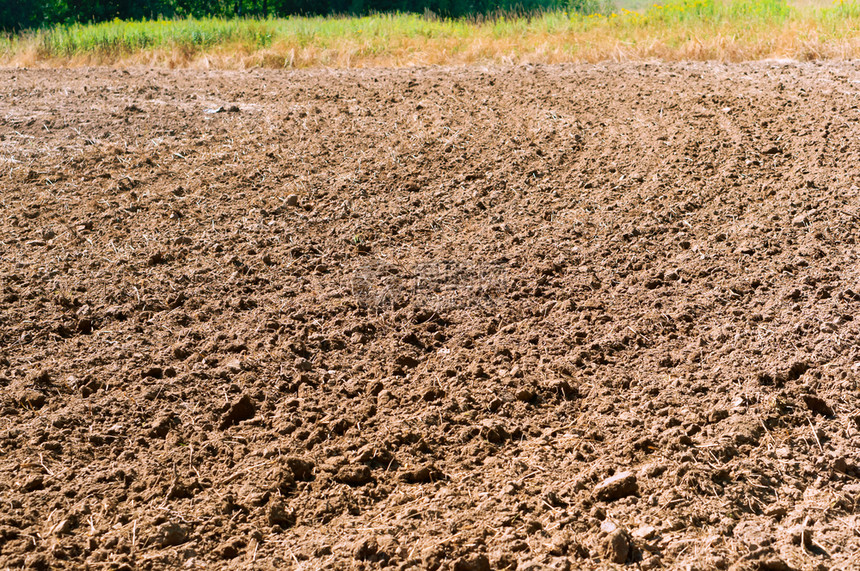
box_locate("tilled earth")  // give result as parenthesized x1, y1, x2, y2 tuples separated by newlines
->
(2, 62, 860, 571)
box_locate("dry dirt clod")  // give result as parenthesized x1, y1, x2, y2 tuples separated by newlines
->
(148, 413, 179, 438)
(21, 475, 45, 492)
(594, 471, 638, 501)
(422, 387, 444, 401)
(603, 529, 630, 564)
(285, 456, 315, 481)
(76, 318, 93, 334)
(272, 466, 296, 491)
(453, 553, 491, 571)
(216, 538, 245, 560)
(354, 443, 393, 465)
(550, 379, 578, 400)
(832, 457, 856, 475)
(285, 194, 299, 207)
(787, 521, 814, 548)
(802, 394, 834, 417)
(219, 393, 256, 429)
(394, 354, 420, 369)
(335, 465, 373, 486)
(154, 522, 188, 548)
(148, 251, 168, 265)
(399, 463, 444, 484)
(267, 499, 296, 528)
(47, 518, 71, 536)
(632, 524, 657, 540)
(549, 532, 571, 556)
(515, 387, 535, 402)
(30, 369, 52, 385)
(141, 366, 163, 379)
(24, 554, 49, 571)
(481, 420, 510, 444)
(792, 212, 809, 227)
(763, 145, 782, 155)
(17, 389, 46, 409)
(353, 537, 379, 561)
(759, 558, 796, 571)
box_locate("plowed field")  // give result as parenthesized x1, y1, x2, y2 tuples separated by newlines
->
(2, 63, 860, 570)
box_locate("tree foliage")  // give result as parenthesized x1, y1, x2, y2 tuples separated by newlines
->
(1, 0, 586, 31)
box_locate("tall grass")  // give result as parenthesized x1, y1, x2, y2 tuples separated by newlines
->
(3, 0, 860, 67)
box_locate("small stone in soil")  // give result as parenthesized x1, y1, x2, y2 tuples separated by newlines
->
(48, 519, 71, 536)
(600, 519, 618, 533)
(223, 358, 242, 373)
(286, 194, 299, 207)
(594, 471, 638, 501)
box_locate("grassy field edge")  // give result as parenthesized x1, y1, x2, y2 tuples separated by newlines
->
(3, 0, 860, 67)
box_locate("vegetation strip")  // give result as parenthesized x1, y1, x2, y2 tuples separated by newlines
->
(2, 0, 860, 67)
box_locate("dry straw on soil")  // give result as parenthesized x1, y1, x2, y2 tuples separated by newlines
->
(2, 0, 860, 68)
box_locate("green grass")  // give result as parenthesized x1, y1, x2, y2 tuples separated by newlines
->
(3, 0, 860, 66)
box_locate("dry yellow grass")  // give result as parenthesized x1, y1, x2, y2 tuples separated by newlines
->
(2, 1, 860, 68)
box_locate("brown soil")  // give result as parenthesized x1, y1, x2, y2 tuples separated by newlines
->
(2, 62, 860, 571)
